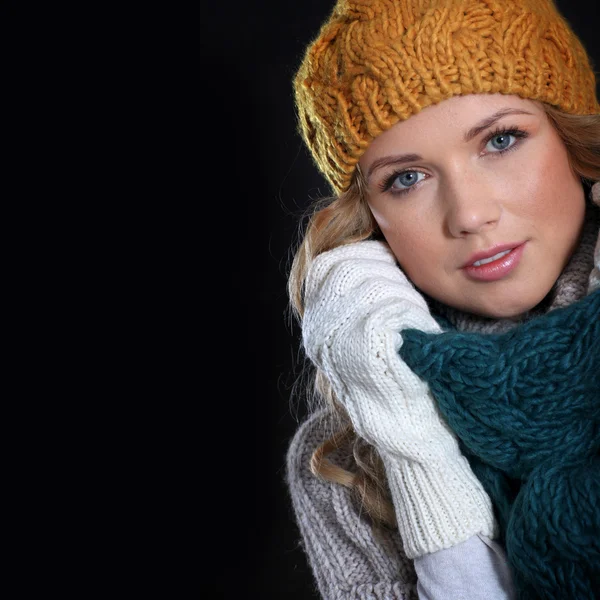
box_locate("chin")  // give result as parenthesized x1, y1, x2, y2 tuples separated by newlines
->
(463, 293, 549, 320)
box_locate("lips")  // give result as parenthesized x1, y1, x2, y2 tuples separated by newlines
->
(462, 242, 525, 268)
(462, 242, 527, 282)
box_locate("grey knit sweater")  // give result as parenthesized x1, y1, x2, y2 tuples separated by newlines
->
(287, 407, 419, 600)
(286, 193, 599, 600)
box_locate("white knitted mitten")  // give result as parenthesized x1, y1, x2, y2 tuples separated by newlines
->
(302, 240, 497, 559)
(589, 182, 600, 294)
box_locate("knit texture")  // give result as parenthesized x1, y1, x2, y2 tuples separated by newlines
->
(301, 240, 497, 559)
(286, 409, 419, 600)
(399, 291, 600, 598)
(286, 199, 598, 598)
(294, 0, 599, 193)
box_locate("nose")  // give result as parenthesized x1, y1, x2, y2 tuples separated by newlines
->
(443, 174, 502, 238)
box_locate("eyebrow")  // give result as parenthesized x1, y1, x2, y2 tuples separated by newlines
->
(463, 108, 534, 142)
(366, 153, 422, 181)
(366, 108, 535, 182)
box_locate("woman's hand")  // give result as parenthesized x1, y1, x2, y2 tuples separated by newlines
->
(302, 239, 498, 558)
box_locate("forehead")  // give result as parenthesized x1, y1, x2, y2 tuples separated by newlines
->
(360, 94, 543, 162)
(419, 93, 541, 124)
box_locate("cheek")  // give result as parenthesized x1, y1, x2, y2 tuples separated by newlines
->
(513, 142, 583, 225)
(372, 208, 442, 280)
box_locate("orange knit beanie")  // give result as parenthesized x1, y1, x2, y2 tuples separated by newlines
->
(294, 0, 599, 194)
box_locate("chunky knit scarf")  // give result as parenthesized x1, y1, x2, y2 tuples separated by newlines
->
(399, 203, 600, 600)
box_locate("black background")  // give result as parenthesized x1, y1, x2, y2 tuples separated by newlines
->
(203, 2, 599, 597)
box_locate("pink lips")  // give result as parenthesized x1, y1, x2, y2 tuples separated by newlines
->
(462, 242, 527, 282)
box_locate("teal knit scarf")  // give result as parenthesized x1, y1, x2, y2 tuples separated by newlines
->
(399, 289, 600, 600)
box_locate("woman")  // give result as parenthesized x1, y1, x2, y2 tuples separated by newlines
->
(285, 1, 600, 599)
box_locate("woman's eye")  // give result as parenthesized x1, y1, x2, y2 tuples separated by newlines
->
(390, 170, 425, 190)
(486, 133, 516, 152)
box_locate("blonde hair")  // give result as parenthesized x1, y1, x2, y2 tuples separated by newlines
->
(288, 103, 600, 529)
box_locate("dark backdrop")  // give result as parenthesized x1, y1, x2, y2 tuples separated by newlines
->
(202, 2, 599, 597)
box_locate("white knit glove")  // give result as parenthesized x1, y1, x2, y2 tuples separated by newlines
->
(589, 182, 600, 294)
(303, 240, 497, 559)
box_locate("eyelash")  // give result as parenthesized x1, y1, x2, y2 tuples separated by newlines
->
(483, 125, 528, 156)
(378, 125, 529, 196)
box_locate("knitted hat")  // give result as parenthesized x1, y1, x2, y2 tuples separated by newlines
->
(294, 0, 600, 194)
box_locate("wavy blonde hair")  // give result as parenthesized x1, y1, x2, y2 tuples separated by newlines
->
(288, 103, 600, 528)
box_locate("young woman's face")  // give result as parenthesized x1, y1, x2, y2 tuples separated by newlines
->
(359, 94, 586, 318)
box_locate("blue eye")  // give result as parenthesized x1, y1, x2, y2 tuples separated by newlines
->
(390, 170, 425, 190)
(483, 127, 529, 154)
(487, 133, 515, 152)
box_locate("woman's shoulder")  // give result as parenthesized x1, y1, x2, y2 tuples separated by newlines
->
(285, 409, 418, 600)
